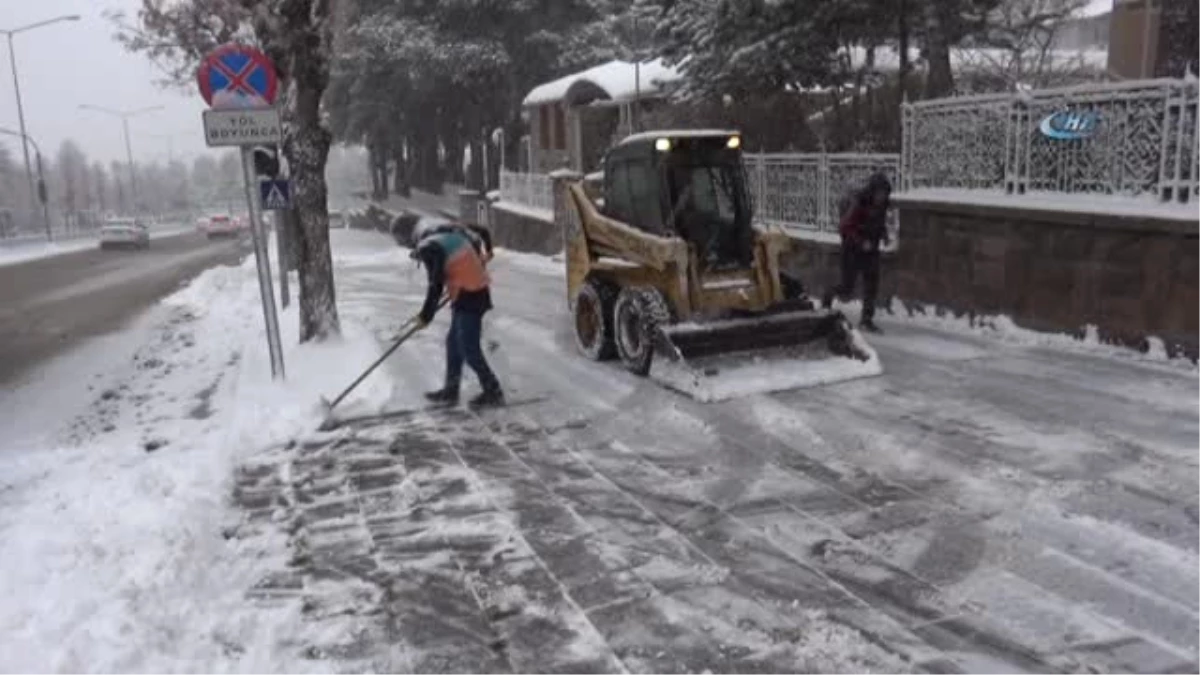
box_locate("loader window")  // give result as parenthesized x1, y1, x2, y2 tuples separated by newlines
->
(604, 161, 635, 223)
(605, 159, 665, 235)
(668, 161, 753, 267)
(626, 160, 665, 234)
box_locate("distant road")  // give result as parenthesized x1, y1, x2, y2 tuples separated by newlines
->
(0, 231, 247, 386)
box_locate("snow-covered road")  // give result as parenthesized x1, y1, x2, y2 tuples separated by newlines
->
(1, 229, 1195, 672)
(257, 231, 1199, 672)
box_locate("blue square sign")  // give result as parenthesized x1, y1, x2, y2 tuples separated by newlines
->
(259, 179, 292, 210)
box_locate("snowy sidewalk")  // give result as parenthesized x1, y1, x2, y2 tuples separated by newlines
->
(229, 232, 1198, 672)
(1, 228, 1195, 672)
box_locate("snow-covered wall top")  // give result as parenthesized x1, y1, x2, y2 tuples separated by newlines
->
(522, 59, 683, 108)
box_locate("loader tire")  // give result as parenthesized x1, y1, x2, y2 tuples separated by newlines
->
(574, 279, 617, 361)
(613, 286, 670, 377)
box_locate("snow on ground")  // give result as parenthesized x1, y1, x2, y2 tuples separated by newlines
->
(0, 226, 197, 268)
(0, 238, 401, 672)
(1, 228, 1196, 673)
(878, 298, 1197, 371)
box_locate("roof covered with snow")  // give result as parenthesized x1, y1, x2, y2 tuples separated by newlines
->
(618, 129, 741, 146)
(522, 59, 683, 108)
(1081, 0, 1112, 17)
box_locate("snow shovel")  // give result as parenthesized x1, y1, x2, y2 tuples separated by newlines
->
(316, 298, 448, 431)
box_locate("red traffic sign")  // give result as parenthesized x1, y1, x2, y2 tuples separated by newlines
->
(197, 43, 279, 109)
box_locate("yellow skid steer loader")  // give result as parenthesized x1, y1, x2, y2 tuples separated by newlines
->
(560, 130, 881, 401)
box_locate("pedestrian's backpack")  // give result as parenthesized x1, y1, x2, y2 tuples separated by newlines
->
(837, 188, 858, 223)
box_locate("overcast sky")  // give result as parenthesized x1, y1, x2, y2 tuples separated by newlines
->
(1, 0, 214, 167)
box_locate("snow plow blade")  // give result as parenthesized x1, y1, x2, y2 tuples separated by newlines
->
(649, 310, 882, 402)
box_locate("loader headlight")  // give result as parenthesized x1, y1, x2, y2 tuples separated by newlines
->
(726, 135, 741, 149)
(655, 138, 672, 152)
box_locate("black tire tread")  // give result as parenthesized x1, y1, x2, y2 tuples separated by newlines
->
(613, 286, 671, 376)
(574, 277, 618, 361)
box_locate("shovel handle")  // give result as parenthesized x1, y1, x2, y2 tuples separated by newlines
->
(326, 297, 449, 411)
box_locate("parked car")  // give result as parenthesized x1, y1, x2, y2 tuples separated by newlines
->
(99, 217, 150, 250)
(204, 214, 242, 239)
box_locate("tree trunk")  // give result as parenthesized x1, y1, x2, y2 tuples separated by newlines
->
(418, 133, 441, 194)
(392, 144, 410, 197)
(898, 0, 911, 103)
(897, 0, 911, 147)
(368, 143, 382, 199)
(278, 0, 339, 343)
(439, 112, 465, 186)
(923, 0, 955, 98)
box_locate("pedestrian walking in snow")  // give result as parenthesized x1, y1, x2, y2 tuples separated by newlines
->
(411, 220, 505, 407)
(823, 172, 893, 334)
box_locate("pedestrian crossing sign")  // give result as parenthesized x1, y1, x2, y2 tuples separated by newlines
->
(259, 179, 292, 210)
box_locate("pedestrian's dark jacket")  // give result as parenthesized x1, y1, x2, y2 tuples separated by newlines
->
(414, 224, 494, 323)
(839, 173, 893, 248)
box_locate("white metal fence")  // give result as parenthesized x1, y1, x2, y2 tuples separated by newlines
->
(499, 170, 554, 215)
(902, 78, 1200, 203)
(745, 153, 900, 234)
(498, 154, 899, 236)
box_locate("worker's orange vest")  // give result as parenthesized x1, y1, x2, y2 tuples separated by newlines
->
(432, 231, 489, 299)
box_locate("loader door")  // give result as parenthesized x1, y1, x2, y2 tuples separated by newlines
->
(665, 154, 754, 269)
(603, 157, 669, 236)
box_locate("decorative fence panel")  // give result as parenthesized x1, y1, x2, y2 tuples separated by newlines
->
(745, 153, 901, 235)
(498, 169, 554, 215)
(902, 78, 1200, 204)
(500, 153, 901, 238)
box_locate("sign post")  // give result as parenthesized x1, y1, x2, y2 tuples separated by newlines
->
(197, 43, 286, 380)
(275, 207, 290, 309)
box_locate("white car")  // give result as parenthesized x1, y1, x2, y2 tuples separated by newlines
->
(204, 214, 244, 238)
(99, 217, 150, 250)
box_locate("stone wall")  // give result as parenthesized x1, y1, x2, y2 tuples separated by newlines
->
(892, 197, 1199, 359)
(779, 239, 899, 305)
(485, 204, 561, 255)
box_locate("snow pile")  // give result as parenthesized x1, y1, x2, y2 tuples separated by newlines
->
(883, 298, 1197, 371)
(0, 237, 405, 672)
(650, 335, 883, 403)
(893, 187, 1199, 221)
(496, 247, 565, 276)
(0, 237, 98, 267)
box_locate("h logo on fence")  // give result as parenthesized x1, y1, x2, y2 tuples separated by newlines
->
(1039, 110, 1100, 140)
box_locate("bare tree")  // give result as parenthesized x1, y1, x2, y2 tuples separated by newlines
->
(55, 140, 88, 214)
(110, 0, 341, 342)
(959, 0, 1099, 90)
(91, 162, 110, 213)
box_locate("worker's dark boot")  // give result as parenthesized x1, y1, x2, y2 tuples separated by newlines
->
(860, 318, 883, 334)
(469, 387, 505, 408)
(424, 386, 459, 404)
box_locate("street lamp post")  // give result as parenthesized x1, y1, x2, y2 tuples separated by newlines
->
(151, 131, 190, 164)
(0, 127, 52, 241)
(2, 15, 80, 225)
(79, 104, 164, 215)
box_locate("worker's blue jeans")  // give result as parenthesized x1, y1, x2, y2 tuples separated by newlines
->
(445, 309, 500, 393)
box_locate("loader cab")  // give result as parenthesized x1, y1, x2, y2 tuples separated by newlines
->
(601, 130, 755, 269)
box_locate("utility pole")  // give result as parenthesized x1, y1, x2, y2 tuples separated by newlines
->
(79, 104, 164, 215)
(2, 15, 79, 224)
